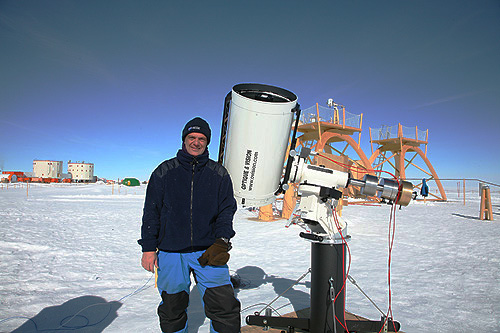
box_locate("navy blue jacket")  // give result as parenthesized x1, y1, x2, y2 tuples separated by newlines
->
(138, 148, 237, 253)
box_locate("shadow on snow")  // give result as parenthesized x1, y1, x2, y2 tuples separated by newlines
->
(13, 295, 121, 332)
(232, 265, 310, 317)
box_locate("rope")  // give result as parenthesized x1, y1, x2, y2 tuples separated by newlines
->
(347, 275, 385, 316)
(256, 268, 312, 316)
(0, 273, 154, 332)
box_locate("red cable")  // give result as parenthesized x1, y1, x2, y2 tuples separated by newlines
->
(379, 188, 401, 333)
(316, 152, 399, 183)
(315, 152, 403, 332)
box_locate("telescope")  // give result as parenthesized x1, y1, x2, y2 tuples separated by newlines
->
(218, 83, 414, 333)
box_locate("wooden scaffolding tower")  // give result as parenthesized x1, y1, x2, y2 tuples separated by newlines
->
(296, 102, 373, 213)
(296, 103, 371, 172)
(368, 123, 447, 201)
(259, 101, 372, 220)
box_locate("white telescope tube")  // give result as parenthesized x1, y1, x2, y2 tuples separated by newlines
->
(223, 83, 297, 207)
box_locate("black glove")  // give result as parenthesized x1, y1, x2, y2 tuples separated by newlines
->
(198, 239, 231, 267)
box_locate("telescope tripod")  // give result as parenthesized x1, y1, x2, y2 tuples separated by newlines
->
(246, 240, 401, 333)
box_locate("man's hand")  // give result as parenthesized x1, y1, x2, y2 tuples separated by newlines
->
(198, 239, 231, 267)
(141, 251, 158, 272)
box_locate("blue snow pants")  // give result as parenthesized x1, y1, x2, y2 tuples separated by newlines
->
(156, 251, 241, 333)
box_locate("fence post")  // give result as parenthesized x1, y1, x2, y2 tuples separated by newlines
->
(369, 127, 374, 155)
(463, 179, 466, 205)
(342, 106, 345, 129)
(480, 186, 493, 221)
(316, 103, 321, 145)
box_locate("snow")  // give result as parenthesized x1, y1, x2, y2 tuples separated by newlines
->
(0, 183, 499, 332)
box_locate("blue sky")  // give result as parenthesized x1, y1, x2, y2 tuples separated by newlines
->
(1, 1, 499, 184)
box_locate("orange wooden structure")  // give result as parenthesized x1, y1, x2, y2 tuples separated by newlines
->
(296, 103, 371, 172)
(296, 102, 373, 213)
(256, 104, 449, 220)
(281, 183, 298, 219)
(258, 203, 275, 221)
(480, 185, 493, 220)
(259, 193, 296, 220)
(368, 123, 447, 201)
(257, 102, 373, 220)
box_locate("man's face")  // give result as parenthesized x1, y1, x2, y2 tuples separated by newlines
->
(184, 132, 208, 156)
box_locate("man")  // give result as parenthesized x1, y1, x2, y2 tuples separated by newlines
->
(138, 117, 241, 333)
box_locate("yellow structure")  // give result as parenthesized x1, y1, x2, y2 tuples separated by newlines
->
(480, 185, 493, 221)
(281, 183, 298, 219)
(259, 102, 371, 220)
(257, 104, 449, 220)
(296, 103, 371, 171)
(258, 101, 372, 220)
(296, 102, 373, 212)
(258, 204, 275, 221)
(368, 123, 446, 201)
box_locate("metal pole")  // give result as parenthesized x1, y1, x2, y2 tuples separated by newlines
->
(463, 179, 466, 206)
(310, 242, 346, 333)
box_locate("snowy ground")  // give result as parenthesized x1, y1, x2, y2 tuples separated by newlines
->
(0, 183, 499, 332)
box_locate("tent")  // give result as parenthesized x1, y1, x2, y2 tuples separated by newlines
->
(122, 177, 140, 186)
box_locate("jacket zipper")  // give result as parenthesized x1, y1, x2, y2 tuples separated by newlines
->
(190, 159, 196, 250)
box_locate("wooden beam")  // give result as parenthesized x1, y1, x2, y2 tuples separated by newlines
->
(373, 152, 397, 170)
(342, 106, 346, 129)
(427, 190, 441, 200)
(369, 127, 374, 156)
(407, 161, 433, 177)
(425, 130, 429, 157)
(358, 113, 363, 148)
(341, 142, 349, 155)
(404, 153, 418, 169)
(316, 103, 321, 149)
(387, 156, 398, 174)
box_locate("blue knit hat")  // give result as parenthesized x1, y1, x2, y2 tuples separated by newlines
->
(182, 117, 211, 144)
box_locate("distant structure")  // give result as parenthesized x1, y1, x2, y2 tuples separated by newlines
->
(68, 161, 95, 183)
(297, 102, 370, 169)
(122, 177, 140, 186)
(297, 101, 372, 174)
(296, 102, 375, 211)
(258, 101, 449, 221)
(368, 123, 447, 201)
(32, 160, 63, 182)
(0, 173, 17, 183)
(3, 160, 99, 183)
(259, 100, 371, 220)
(1, 171, 22, 183)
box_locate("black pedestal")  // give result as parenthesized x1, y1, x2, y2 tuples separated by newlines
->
(310, 242, 346, 333)
(245, 240, 401, 332)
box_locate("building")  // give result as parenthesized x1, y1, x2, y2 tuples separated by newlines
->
(0, 173, 17, 183)
(1, 171, 23, 183)
(33, 160, 63, 179)
(68, 161, 95, 183)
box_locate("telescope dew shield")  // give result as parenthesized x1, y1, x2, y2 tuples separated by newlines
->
(223, 83, 297, 207)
